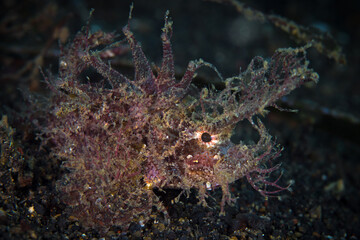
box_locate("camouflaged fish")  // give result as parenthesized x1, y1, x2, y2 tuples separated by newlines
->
(39, 10, 318, 231)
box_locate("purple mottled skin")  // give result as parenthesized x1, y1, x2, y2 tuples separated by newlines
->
(38, 9, 318, 232)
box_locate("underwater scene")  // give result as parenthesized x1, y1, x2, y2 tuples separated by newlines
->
(0, 0, 359, 239)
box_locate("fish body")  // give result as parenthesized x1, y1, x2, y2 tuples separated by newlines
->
(41, 12, 318, 231)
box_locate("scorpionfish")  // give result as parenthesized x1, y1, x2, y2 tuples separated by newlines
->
(38, 10, 318, 231)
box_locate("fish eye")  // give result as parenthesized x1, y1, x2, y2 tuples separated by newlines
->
(201, 132, 212, 143)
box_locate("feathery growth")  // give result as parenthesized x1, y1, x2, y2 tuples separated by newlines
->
(38, 10, 318, 231)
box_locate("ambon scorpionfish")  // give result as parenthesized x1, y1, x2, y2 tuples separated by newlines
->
(39, 9, 318, 231)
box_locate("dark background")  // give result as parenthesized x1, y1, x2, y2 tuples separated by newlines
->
(0, 0, 359, 239)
